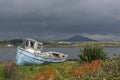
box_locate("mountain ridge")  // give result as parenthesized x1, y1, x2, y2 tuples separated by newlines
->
(63, 35, 96, 42)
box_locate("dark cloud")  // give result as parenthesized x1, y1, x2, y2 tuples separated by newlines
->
(0, 0, 120, 40)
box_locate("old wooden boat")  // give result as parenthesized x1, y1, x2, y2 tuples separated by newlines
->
(16, 38, 68, 65)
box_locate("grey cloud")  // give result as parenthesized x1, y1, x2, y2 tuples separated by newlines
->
(0, 0, 120, 40)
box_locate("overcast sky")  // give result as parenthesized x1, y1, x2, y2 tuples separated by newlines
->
(1, 0, 120, 41)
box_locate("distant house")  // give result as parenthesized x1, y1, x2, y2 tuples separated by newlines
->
(58, 41, 73, 44)
(7, 44, 14, 47)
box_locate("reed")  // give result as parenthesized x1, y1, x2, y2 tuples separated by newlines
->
(67, 59, 104, 79)
(3, 62, 16, 80)
(79, 43, 107, 62)
(22, 66, 57, 80)
(0, 58, 120, 80)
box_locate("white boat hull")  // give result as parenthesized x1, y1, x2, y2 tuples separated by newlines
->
(16, 48, 68, 65)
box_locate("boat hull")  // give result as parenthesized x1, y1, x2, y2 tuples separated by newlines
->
(16, 48, 44, 65)
(16, 48, 67, 65)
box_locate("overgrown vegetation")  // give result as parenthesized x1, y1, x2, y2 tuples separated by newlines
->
(79, 43, 107, 62)
(0, 55, 120, 80)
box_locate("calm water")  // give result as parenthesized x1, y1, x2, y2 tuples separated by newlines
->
(0, 47, 120, 61)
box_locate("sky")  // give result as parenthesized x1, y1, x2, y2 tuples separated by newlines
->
(1, 0, 120, 41)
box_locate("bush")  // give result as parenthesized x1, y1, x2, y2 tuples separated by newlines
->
(79, 43, 107, 62)
(3, 62, 16, 80)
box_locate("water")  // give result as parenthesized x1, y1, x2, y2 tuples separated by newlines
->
(0, 47, 120, 61)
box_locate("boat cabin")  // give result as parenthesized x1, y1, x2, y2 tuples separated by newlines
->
(23, 38, 43, 53)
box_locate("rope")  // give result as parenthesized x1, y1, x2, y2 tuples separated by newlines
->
(12, 56, 16, 61)
(0, 49, 16, 61)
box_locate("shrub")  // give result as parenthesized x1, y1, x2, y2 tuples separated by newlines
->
(67, 59, 104, 79)
(79, 43, 107, 62)
(101, 55, 120, 79)
(3, 62, 16, 80)
(22, 66, 57, 80)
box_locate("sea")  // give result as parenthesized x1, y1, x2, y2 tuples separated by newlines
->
(0, 47, 120, 61)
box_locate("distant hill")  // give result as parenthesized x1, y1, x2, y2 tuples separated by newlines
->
(63, 35, 96, 42)
(0, 39, 23, 46)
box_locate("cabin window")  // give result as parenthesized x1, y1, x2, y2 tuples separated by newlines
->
(30, 41, 34, 48)
(25, 41, 29, 47)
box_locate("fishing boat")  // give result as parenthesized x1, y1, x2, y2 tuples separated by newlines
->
(16, 38, 68, 65)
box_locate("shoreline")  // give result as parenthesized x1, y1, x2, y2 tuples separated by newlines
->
(0, 46, 120, 48)
(1, 45, 120, 48)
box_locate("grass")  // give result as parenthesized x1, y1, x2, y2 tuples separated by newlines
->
(0, 57, 120, 80)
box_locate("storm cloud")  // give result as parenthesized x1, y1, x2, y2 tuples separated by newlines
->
(0, 0, 120, 40)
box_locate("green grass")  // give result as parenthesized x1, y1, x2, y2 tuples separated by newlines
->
(0, 57, 120, 80)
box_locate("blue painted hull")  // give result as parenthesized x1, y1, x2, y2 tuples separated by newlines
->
(16, 48, 67, 65)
